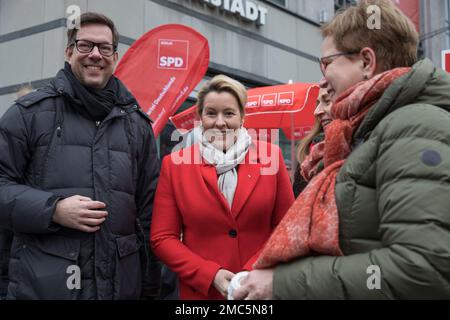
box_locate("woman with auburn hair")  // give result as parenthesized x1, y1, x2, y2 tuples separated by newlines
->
(150, 74, 294, 300)
(234, 0, 450, 300)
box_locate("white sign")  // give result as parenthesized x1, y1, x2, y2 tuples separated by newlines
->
(198, 0, 268, 26)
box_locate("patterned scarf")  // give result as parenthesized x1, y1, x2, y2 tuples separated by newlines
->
(300, 140, 325, 182)
(254, 67, 410, 269)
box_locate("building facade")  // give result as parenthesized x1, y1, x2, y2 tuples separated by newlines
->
(420, 0, 450, 65)
(0, 0, 337, 163)
(1, 0, 448, 161)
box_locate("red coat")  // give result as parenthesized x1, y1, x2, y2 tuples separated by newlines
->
(150, 141, 294, 299)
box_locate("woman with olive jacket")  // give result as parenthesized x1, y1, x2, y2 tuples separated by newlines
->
(150, 75, 294, 300)
(234, 0, 450, 300)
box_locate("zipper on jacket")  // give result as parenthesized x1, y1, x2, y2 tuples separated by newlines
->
(95, 121, 101, 127)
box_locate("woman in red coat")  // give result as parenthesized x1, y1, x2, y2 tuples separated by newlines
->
(150, 75, 295, 300)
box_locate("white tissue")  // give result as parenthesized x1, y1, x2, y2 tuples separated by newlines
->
(227, 271, 249, 300)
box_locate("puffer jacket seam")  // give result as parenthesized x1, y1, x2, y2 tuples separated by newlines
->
(388, 243, 450, 290)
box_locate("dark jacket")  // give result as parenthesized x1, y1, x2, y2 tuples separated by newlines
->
(0, 228, 13, 298)
(274, 59, 450, 299)
(0, 69, 160, 299)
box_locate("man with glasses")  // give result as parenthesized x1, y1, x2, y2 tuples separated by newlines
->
(0, 12, 160, 299)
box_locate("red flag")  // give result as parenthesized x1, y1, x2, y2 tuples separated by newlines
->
(170, 83, 319, 136)
(393, 0, 420, 32)
(114, 24, 209, 136)
(170, 105, 200, 131)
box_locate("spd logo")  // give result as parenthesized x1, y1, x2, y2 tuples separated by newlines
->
(261, 93, 277, 107)
(157, 39, 189, 70)
(246, 95, 261, 108)
(278, 92, 294, 106)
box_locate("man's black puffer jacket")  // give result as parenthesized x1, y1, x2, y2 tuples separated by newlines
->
(0, 70, 160, 299)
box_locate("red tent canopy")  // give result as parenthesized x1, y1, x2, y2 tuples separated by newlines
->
(170, 83, 319, 140)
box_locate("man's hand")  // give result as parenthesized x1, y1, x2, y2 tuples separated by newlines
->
(53, 195, 108, 232)
(213, 269, 235, 298)
(232, 269, 274, 300)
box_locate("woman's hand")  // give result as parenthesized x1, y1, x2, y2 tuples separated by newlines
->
(213, 269, 235, 298)
(233, 269, 274, 300)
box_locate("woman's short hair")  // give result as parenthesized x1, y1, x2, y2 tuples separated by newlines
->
(321, 0, 419, 71)
(197, 74, 247, 117)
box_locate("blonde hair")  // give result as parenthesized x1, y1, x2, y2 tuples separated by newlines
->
(197, 74, 247, 117)
(321, 0, 419, 71)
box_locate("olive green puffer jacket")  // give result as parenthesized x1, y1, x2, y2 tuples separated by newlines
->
(274, 59, 450, 299)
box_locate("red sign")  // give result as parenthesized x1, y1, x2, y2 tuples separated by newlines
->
(246, 95, 260, 108)
(170, 83, 319, 141)
(261, 93, 277, 107)
(169, 105, 200, 132)
(443, 50, 450, 73)
(278, 92, 294, 106)
(243, 83, 319, 130)
(157, 39, 189, 70)
(114, 24, 209, 137)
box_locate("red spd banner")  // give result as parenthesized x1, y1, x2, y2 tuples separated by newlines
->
(170, 105, 200, 133)
(244, 83, 318, 129)
(170, 83, 319, 140)
(114, 24, 209, 136)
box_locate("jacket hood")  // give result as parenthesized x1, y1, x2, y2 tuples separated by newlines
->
(355, 58, 450, 140)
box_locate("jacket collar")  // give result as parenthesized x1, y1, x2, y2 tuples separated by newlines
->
(355, 59, 450, 141)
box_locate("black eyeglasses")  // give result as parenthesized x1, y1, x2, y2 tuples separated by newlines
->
(318, 51, 360, 75)
(72, 39, 116, 57)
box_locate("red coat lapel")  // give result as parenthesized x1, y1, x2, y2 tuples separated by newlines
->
(197, 143, 262, 218)
(196, 144, 231, 213)
(231, 144, 262, 218)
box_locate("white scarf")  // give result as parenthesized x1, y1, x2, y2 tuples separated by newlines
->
(199, 127, 252, 208)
